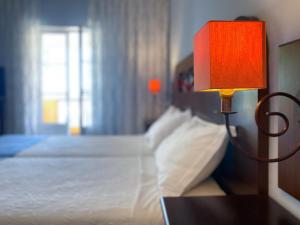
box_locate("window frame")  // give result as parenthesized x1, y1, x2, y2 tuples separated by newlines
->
(38, 26, 84, 135)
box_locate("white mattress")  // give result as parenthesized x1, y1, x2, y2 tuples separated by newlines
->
(0, 156, 225, 225)
(17, 135, 152, 157)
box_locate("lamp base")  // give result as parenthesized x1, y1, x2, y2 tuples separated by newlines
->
(221, 95, 233, 113)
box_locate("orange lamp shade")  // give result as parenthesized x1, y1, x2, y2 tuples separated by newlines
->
(194, 21, 267, 95)
(148, 79, 161, 94)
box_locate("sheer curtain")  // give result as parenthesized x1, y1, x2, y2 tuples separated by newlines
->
(0, 0, 40, 134)
(88, 0, 170, 134)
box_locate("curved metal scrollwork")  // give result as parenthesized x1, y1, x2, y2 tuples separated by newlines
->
(224, 92, 300, 163)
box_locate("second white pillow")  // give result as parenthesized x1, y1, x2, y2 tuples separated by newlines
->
(155, 121, 228, 196)
(146, 107, 191, 149)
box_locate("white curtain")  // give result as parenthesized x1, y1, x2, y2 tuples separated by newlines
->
(0, 0, 40, 134)
(88, 0, 170, 134)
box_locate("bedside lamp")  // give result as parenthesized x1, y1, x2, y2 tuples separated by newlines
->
(148, 79, 161, 95)
(194, 21, 267, 113)
(148, 79, 161, 122)
(194, 20, 300, 163)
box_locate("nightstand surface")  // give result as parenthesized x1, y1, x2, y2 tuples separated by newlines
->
(160, 195, 300, 225)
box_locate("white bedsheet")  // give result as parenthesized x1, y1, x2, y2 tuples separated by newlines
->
(0, 156, 161, 225)
(0, 156, 225, 225)
(17, 135, 152, 157)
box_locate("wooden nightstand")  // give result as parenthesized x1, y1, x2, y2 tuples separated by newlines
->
(160, 195, 300, 225)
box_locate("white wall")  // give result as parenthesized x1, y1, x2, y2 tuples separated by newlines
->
(170, 0, 300, 219)
(170, 0, 243, 74)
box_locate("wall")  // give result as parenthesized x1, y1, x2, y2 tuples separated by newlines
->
(170, 0, 243, 74)
(170, 0, 300, 219)
(39, 0, 88, 26)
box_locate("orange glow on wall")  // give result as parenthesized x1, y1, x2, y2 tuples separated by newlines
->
(194, 21, 267, 93)
(148, 79, 161, 94)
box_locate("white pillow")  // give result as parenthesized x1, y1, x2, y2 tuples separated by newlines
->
(159, 105, 178, 118)
(192, 116, 237, 137)
(146, 107, 191, 149)
(188, 116, 215, 128)
(155, 122, 228, 196)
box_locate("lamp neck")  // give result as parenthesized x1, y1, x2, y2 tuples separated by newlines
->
(220, 95, 233, 113)
(219, 89, 235, 113)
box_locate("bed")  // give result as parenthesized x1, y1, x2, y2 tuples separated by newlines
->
(0, 54, 269, 225)
(0, 156, 224, 225)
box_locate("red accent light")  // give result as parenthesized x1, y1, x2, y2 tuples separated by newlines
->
(194, 21, 267, 92)
(148, 79, 161, 94)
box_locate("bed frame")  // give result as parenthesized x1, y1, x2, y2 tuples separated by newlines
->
(172, 54, 269, 195)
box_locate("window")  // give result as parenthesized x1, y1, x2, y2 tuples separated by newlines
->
(41, 26, 92, 135)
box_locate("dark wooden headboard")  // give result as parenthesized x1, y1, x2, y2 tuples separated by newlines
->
(172, 54, 269, 195)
